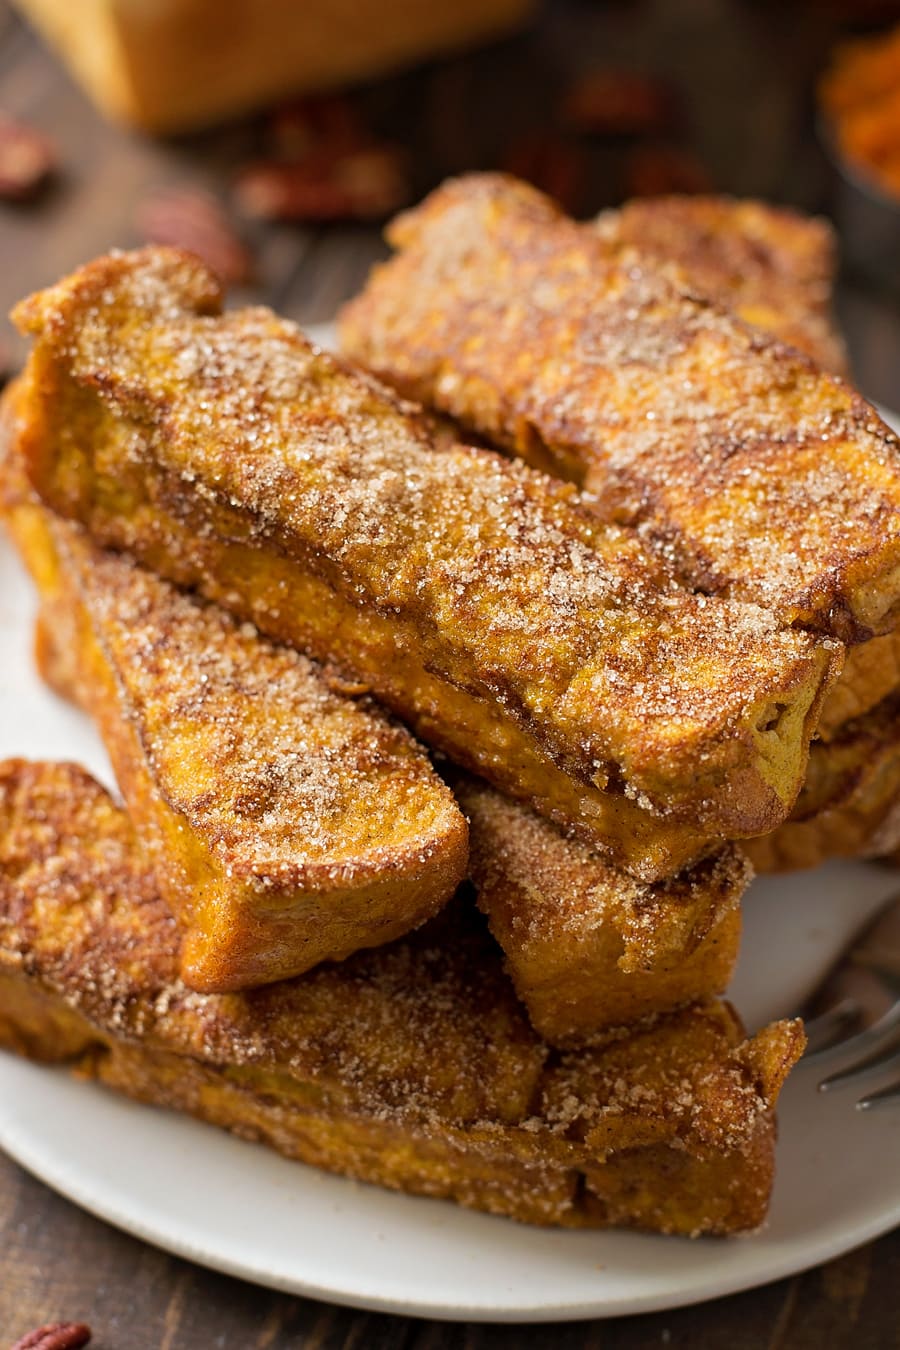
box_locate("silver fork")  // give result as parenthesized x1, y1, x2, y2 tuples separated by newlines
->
(800, 888, 900, 1109)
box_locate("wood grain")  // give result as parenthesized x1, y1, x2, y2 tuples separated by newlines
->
(0, 0, 897, 1344)
(2, 1151, 898, 1348)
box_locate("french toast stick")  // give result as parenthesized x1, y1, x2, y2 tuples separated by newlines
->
(0, 400, 468, 993)
(747, 691, 900, 872)
(460, 777, 747, 1046)
(9, 413, 751, 1035)
(12, 250, 839, 881)
(816, 629, 900, 739)
(592, 195, 849, 375)
(0, 758, 804, 1235)
(339, 173, 900, 644)
(24, 525, 751, 1042)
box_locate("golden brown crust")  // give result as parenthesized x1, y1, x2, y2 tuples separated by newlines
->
(23, 505, 749, 1038)
(817, 628, 900, 739)
(7, 362, 749, 1036)
(0, 400, 468, 992)
(12, 249, 840, 878)
(747, 691, 900, 871)
(381, 193, 880, 754)
(0, 758, 804, 1234)
(461, 777, 747, 1046)
(0, 384, 88, 706)
(340, 173, 900, 643)
(592, 195, 849, 375)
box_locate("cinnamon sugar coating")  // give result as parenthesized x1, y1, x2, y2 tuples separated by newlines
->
(3, 380, 749, 1032)
(461, 777, 747, 1046)
(0, 758, 804, 1234)
(0, 401, 467, 991)
(592, 195, 848, 375)
(12, 248, 838, 880)
(816, 628, 900, 739)
(747, 690, 900, 872)
(340, 173, 900, 643)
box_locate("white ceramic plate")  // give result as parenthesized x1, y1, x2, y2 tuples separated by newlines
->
(0, 389, 898, 1323)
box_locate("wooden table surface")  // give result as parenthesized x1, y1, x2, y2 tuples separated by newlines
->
(0, 1, 898, 1345)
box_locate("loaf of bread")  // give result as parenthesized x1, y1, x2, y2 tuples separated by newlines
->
(13, 0, 533, 132)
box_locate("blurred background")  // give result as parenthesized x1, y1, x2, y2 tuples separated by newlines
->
(0, 0, 897, 403)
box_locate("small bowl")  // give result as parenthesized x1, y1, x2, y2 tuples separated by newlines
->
(821, 124, 900, 296)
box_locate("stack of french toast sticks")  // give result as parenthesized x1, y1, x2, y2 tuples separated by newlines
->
(1, 173, 899, 1238)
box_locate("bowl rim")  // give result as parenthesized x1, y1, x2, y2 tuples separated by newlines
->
(817, 114, 900, 215)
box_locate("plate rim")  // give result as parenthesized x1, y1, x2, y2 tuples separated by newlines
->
(1, 1056, 899, 1323)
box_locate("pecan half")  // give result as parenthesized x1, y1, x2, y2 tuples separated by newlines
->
(624, 144, 712, 197)
(0, 114, 56, 201)
(234, 145, 410, 222)
(502, 132, 585, 214)
(560, 71, 681, 137)
(134, 187, 254, 285)
(267, 94, 366, 161)
(11, 1324, 92, 1350)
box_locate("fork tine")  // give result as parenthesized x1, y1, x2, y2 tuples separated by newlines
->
(818, 1019, 900, 1091)
(802, 997, 862, 1057)
(809, 997, 900, 1066)
(857, 1077, 900, 1110)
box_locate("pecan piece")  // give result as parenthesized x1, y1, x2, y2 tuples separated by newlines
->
(134, 187, 254, 285)
(0, 114, 56, 201)
(11, 1324, 92, 1350)
(502, 132, 585, 214)
(267, 94, 366, 160)
(234, 145, 410, 222)
(624, 144, 712, 197)
(560, 70, 681, 137)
